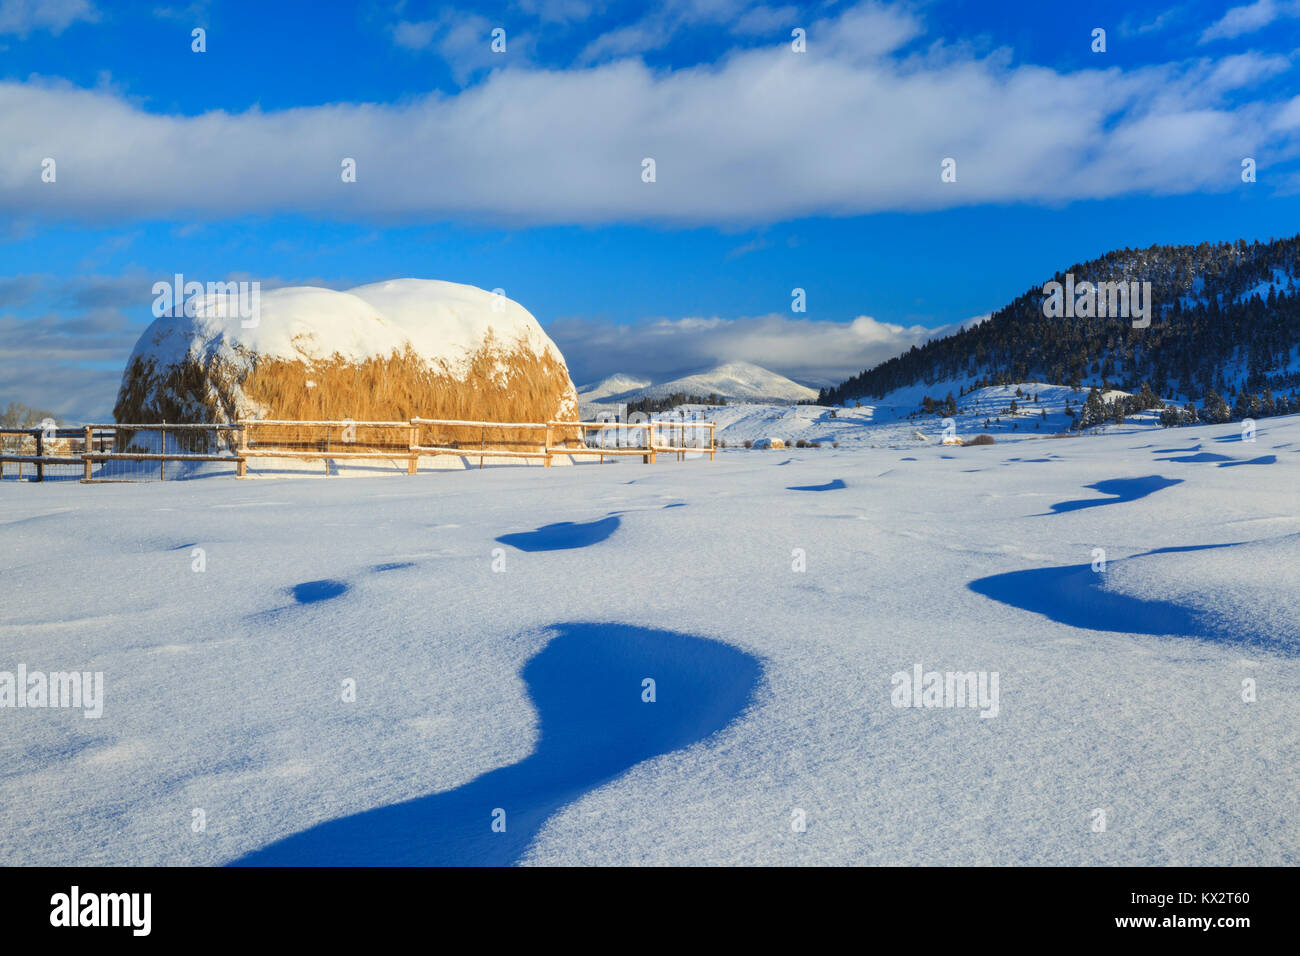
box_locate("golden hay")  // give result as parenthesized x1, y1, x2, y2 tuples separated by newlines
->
(114, 338, 581, 450)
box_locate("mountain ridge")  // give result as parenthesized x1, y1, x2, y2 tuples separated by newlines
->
(580, 360, 818, 405)
(823, 234, 1300, 406)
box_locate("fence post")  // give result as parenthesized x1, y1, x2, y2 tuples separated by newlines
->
(237, 424, 248, 478)
(544, 424, 552, 468)
(160, 422, 166, 481)
(83, 425, 93, 481)
(35, 428, 44, 482)
(710, 423, 716, 461)
(408, 423, 418, 475)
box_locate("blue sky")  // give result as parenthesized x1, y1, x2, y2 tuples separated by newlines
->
(3, 0, 1300, 419)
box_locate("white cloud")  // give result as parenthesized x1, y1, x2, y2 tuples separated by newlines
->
(0, 2, 1296, 226)
(392, 18, 440, 50)
(0, 297, 972, 420)
(1119, 8, 1180, 37)
(1203, 51, 1292, 91)
(578, 21, 668, 61)
(516, 0, 599, 24)
(1200, 0, 1300, 43)
(578, 0, 779, 62)
(0, 0, 97, 35)
(0, 306, 140, 422)
(730, 4, 799, 36)
(393, 12, 531, 84)
(548, 312, 976, 386)
(0, 272, 360, 421)
(153, 2, 210, 23)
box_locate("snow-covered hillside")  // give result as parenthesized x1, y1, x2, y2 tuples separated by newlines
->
(821, 234, 1300, 408)
(2, 413, 1296, 865)
(580, 360, 818, 410)
(688, 383, 1151, 449)
(577, 374, 652, 403)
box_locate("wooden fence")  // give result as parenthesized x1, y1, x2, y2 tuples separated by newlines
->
(85, 423, 245, 481)
(1, 426, 115, 481)
(561, 420, 717, 463)
(1, 417, 715, 482)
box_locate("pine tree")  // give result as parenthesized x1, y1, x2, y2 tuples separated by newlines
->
(1080, 387, 1106, 430)
(1230, 392, 1249, 420)
(1202, 390, 1230, 424)
(1137, 381, 1161, 411)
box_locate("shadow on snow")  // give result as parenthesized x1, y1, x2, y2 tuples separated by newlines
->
(787, 479, 846, 492)
(291, 580, 349, 604)
(1042, 475, 1182, 514)
(230, 622, 762, 866)
(496, 516, 620, 552)
(966, 543, 1289, 652)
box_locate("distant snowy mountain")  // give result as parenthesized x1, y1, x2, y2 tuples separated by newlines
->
(577, 374, 653, 403)
(581, 361, 818, 406)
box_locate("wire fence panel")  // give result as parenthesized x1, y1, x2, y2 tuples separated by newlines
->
(83, 424, 245, 482)
(0, 428, 106, 482)
(1, 416, 715, 484)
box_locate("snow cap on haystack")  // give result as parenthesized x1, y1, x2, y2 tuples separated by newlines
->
(113, 279, 578, 425)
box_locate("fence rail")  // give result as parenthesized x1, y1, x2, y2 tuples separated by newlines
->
(1, 427, 116, 481)
(557, 420, 716, 463)
(1, 416, 715, 482)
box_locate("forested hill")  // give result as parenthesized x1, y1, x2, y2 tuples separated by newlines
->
(821, 235, 1300, 405)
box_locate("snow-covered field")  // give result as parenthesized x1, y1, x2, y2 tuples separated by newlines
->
(2, 412, 1297, 865)
(689, 383, 1147, 449)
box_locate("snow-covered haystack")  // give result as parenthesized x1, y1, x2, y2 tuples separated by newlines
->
(113, 280, 579, 433)
(753, 437, 785, 450)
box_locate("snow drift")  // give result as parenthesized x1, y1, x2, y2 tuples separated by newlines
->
(113, 279, 579, 428)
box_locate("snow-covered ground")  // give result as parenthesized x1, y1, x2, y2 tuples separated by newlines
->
(689, 383, 1149, 449)
(2, 412, 1296, 865)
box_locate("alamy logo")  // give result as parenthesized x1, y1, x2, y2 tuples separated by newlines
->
(50, 886, 150, 936)
(591, 408, 712, 452)
(891, 663, 999, 718)
(1042, 273, 1152, 328)
(152, 274, 261, 328)
(0, 665, 103, 718)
